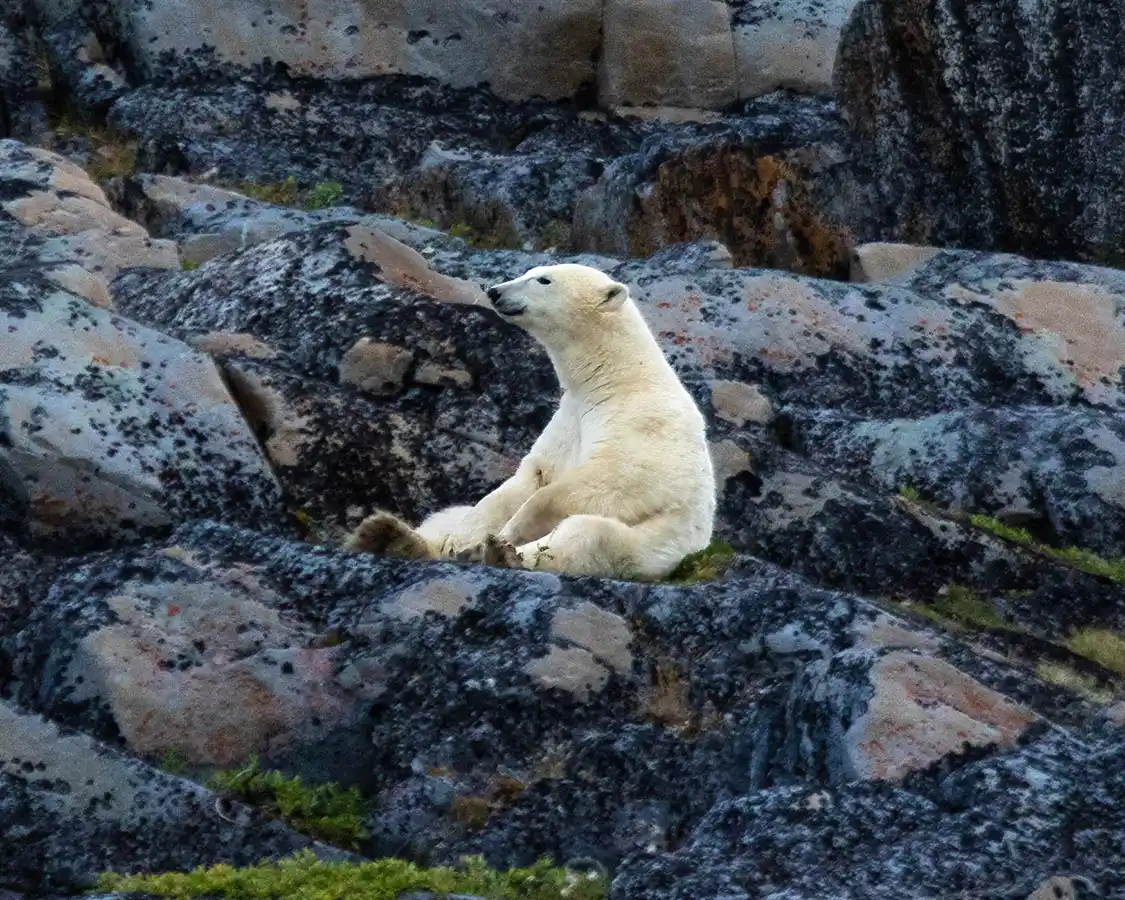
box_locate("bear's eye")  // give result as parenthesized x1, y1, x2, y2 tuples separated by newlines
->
(537, 276, 551, 285)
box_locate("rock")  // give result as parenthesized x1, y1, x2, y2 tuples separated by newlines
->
(0, 266, 281, 551)
(110, 173, 366, 265)
(598, 0, 736, 110)
(572, 96, 866, 277)
(836, 0, 1125, 267)
(731, 0, 860, 99)
(792, 404, 1125, 558)
(0, 18, 47, 140)
(850, 241, 941, 282)
(611, 721, 1125, 898)
(109, 229, 1125, 639)
(2, 519, 1066, 877)
(81, 0, 603, 104)
(0, 141, 179, 306)
(0, 699, 346, 893)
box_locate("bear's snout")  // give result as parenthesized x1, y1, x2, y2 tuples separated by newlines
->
(486, 284, 525, 317)
(487, 286, 502, 302)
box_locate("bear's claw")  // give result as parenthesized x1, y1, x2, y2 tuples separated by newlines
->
(455, 534, 522, 569)
(344, 511, 433, 560)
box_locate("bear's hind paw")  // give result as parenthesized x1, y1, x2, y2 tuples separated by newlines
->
(344, 511, 433, 560)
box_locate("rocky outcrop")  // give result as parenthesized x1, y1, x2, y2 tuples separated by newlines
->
(3, 519, 1087, 885)
(836, 0, 1125, 267)
(28, 0, 861, 111)
(0, 142, 279, 550)
(0, 699, 348, 892)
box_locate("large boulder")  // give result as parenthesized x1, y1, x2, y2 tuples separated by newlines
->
(836, 0, 1125, 266)
(732, 0, 860, 99)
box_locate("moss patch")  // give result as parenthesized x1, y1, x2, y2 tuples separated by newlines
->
(49, 109, 137, 184)
(970, 514, 1125, 582)
(208, 759, 368, 850)
(1065, 629, 1125, 678)
(667, 540, 737, 585)
(1036, 661, 1116, 704)
(232, 177, 347, 211)
(891, 584, 1021, 636)
(97, 850, 608, 900)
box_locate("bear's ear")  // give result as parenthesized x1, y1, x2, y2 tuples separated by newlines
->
(601, 282, 629, 309)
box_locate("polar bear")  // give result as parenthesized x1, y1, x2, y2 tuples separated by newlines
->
(345, 262, 716, 580)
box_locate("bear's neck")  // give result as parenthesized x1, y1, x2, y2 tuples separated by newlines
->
(543, 307, 674, 404)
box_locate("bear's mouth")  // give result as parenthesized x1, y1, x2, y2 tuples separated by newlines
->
(491, 298, 526, 317)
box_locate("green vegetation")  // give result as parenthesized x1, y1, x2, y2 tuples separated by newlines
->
(1065, 629, 1125, 677)
(667, 540, 737, 585)
(49, 108, 137, 183)
(897, 485, 922, 504)
(908, 583, 1019, 633)
(305, 181, 344, 209)
(158, 748, 190, 776)
(181, 259, 201, 271)
(208, 758, 368, 850)
(233, 177, 347, 211)
(96, 851, 608, 900)
(969, 514, 1125, 582)
(1036, 661, 1116, 704)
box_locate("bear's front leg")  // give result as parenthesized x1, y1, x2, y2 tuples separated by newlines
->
(496, 482, 572, 549)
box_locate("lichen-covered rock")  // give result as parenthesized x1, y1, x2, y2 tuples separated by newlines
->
(109, 229, 1125, 632)
(3, 519, 1068, 879)
(0, 140, 178, 306)
(598, 0, 736, 110)
(0, 267, 282, 550)
(611, 720, 1125, 898)
(731, 0, 860, 99)
(572, 97, 866, 277)
(0, 18, 47, 140)
(0, 699, 346, 893)
(836, 0, 1125, 267)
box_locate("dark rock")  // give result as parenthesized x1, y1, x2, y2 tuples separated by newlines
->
(0, 13, 47, 141)
(836, 0, 1125, 267)
(611, 721, 1125, 899)
(4, 519, 1062, 880)
(0, 698, 349, 894)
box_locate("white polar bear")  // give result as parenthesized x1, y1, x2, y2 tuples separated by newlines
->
(346, 262, 716, 580)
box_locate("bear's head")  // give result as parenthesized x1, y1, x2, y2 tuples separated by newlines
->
(484, 264, 631, 344)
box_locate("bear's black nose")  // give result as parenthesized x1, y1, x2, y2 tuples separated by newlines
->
(487, 287, 501, 303)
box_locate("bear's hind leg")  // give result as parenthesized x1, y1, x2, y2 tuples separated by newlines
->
(344, 511, 433, 560)
(517, 514, 676, 581)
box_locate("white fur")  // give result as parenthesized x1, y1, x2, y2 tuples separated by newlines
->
(416, 262, 715, 580)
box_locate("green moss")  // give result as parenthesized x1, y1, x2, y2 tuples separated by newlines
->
(1036, 661, 1116, 704)
(667, 540, 737, 585)
(208, 758, 368, 850)
(1065, 629, 1125, 677)
(96, 850, 608, 900)
(970, 514, 1125, 582)
(237, 176, 302, 206)
(897, 485, 921, 504)
(902, 583, 1021, 635)
(968, 513, 1035, 545)
(158, 749, 190, 776)
(305, 181, 345, 210)
(181, 259, 201, 271)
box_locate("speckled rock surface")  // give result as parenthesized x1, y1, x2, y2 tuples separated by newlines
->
(731, 0, 860, 99)
(107, 230, 1125, 651)
(0, 16, 46, 140)
(0, 259, 282, 551)
(836, 0, 1125, 267)
(0, 699, 346, 892)
(3, 519, 1090, 890)
(0, 140, 178, 306)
